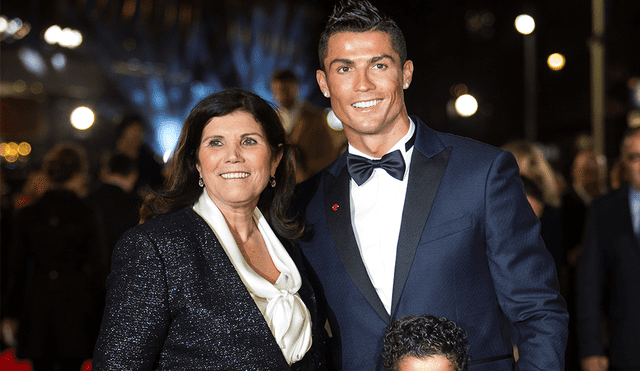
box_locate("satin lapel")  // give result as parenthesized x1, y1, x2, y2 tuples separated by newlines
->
(390, 146, 452, 319)
(323, 166, 391, 324)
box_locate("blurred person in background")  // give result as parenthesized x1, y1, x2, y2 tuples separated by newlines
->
(11, 169, 49, 211)
(92, 88, 334, 370)
(577, 127, 640, 371)
(521, 176, 563, 273)
(114, 114, 165, 197)
(501, 140, 563, 208)
(271, 69, 346, 182)
(2, 142, 105, 371)
(609, 156, 630, 191)
(85, 152, 140, 265)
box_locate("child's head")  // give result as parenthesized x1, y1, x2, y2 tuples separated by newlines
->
(382, 315, 470, 371)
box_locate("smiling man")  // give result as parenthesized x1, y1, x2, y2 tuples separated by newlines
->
(294, 1, 568, 370)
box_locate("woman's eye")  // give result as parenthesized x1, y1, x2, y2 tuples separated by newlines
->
(209, 139, 222, 147)
(242, 137, 257, 145)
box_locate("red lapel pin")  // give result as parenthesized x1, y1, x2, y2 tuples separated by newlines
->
(332, 203, 339, 211)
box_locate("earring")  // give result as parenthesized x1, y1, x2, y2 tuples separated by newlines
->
(323, 92, 329, 97)
(269, 176, 276, 188)
(405, 83, 409, 88)
(198, 177, 204, 188)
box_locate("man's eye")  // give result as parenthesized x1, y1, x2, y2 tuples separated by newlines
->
(337, 66, 350, 73)
(627, 153, 640, 162)
(373, 63, 387, 69)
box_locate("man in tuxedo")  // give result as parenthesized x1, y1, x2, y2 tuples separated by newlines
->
(577, 127, 640, 371)
(294, 1, 568, 370)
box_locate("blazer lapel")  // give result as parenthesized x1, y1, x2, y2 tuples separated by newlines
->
(187, 210, 291, 366)
(390, 118, 452, 318)
(323, 165, 391, 324)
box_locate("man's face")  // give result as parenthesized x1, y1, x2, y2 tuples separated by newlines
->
(271, 79, 298, 110)
(316, 31, 413, 153)
(624, 133, 640, 191)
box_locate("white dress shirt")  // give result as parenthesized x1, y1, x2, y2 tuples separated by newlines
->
(349, 118, 415, 314)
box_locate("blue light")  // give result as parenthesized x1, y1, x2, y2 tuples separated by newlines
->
(131, 89, 146, 105)
(153, 116, 182, 158)
(148, 77, 167, 110)
(169, 86, 182, 102)
(18, 47, 47, 76)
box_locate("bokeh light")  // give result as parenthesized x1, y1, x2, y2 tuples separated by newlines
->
(547, 53, 566, 71)
(70, 106, 95, 130)
(515, 14, 535, 35)
(455, 94, 479, 117)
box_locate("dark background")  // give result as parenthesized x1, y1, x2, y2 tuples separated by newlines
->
(1, 0, 639, 181)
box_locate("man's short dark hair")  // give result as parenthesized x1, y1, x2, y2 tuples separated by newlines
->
(382, 314, 470, 371)
(271, 69, 299, 85)
(318, 0, 407, 71)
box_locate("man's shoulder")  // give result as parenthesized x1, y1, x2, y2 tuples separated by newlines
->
(413, 117, 503, 160)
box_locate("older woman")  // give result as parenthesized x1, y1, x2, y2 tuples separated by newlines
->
(92, 89, 333, 370)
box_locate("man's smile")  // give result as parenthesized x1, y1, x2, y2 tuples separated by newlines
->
(352, 99, 382, 109)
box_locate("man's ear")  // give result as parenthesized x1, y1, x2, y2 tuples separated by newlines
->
(317, 69, 329, 98)
(402, 60, 414, 89)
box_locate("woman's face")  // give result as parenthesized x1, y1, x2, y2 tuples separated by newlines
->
(196, 110, 282, 211)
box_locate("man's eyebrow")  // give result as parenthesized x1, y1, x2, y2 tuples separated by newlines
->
(328, 58, 354, 68)
(371, 54, 395, 63)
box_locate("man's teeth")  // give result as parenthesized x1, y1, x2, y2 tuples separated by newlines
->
(221, 172, 250, 179)
(352, 100, 382, 108)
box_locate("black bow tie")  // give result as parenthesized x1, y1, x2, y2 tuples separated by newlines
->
(346, 129, 416, 186)
(347, 150, 406, 186)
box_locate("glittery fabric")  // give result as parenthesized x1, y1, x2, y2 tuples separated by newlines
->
(92, 207, 330, 370)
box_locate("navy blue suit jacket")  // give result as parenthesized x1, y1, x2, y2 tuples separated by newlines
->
(295, 117, 568, 370)
(577, 185, 640, 368)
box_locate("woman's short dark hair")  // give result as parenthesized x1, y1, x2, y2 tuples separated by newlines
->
(382, 314, 470, 371)
(318, 0, 407, 71)
(43, 142, 89, 185)
(140, 88, 301, 239)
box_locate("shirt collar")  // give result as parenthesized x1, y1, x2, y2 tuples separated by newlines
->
(348, 117, 416, 160)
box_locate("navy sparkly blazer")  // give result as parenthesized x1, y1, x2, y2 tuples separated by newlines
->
(92, 206, 331, 370)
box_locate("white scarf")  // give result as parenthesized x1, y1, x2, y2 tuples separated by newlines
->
(192, 191, 312, 365)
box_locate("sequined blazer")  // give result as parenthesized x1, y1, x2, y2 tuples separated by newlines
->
(92, 206, 332, 370)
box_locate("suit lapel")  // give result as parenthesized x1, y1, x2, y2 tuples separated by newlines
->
(389, 118, 452, 318)
(323, 165, 391, 324)
(390, 146, 451, 318)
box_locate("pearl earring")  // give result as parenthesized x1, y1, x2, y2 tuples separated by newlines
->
(323, 92, 329, 97)
(198, 177, 204, 187)
(405, 83, 409, 88)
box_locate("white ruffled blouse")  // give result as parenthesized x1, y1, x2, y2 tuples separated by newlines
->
(192, 191, 312, 365)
